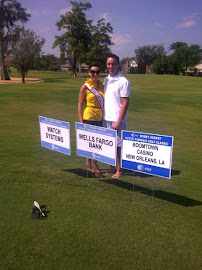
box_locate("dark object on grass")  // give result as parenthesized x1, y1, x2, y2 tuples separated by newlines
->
(31, 201, 48, 220)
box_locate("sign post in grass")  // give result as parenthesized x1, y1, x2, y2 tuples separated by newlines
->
(121, 131, 174, 206)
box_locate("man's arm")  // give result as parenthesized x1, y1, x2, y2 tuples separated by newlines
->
(112, 97, 130, 130)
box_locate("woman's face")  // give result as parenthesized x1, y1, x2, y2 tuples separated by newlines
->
(88, 66, 101, 83)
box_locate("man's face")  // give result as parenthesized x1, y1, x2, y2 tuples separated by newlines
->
(106, 57, 119, 77)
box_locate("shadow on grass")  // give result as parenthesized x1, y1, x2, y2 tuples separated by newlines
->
(64, 168, 201, 207)
(44, 78, 72, 83)
(63, 168, 95, 178)
(100, 179, 201, 207)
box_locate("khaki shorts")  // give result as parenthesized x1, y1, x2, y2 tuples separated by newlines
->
(103, 120, 126, 147)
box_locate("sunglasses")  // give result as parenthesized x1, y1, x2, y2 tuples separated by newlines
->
(90, 70, 101, 75)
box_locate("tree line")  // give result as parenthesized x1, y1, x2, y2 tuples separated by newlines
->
(130, 42, 201, 75)
(0, 1, 201, 83)
(0, 0, 113, 82)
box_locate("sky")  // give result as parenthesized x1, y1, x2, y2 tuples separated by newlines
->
(18, 0, 202, 59)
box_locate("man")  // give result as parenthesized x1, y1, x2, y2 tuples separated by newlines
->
(103, 54, 131, 178)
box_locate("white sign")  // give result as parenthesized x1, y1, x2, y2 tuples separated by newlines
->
(121, 131, 174, 179)
(39, 116, 71, 155)
(75, 122, 117, 166)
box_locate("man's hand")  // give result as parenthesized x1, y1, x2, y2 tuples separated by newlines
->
(112, 122, 120, 130)
(112, 97, 129, 130)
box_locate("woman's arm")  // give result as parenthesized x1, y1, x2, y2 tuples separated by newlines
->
(78, 85, 87, 123)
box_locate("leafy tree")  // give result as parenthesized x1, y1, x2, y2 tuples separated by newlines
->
(169, 42, 187, 52)
(169, 42, 201, 74)
(135, 44, 166, 73)
(153, 53, 183, 75)
(32, 54, 60, 71)
(11, 28, 45, 83)
(84, 18, 113, 67)
(129, 66, 138, 74)
(174, 44, 189, 74)
(53, 1, 92, 77)
(166, 54, 177, 75)
(0, 0, 30, 80)
(185, 44, 201, 71)
(153, 56, 169, 74)
(153, 43, 201, 75)
(53, 1, 114, 75)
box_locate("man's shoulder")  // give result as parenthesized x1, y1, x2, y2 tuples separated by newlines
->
(104, 73, 130, 84)
(119, 74, 131, 85)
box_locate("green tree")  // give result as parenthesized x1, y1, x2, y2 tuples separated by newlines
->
(153, 56, 169, 74)
(135, 44, 166, 73)
(0, 0, 30, 80)
(186, 44, 201, 71)
(169, 42, 201, 74)
(32, 54, 60, 71)
(53, 1, 114, 75)
(169, 42, 187, 51)
(84, 18, 113, 67)
(11, 28, 45, 83)
(129, 66, 138, 74)
(53, 1, 92, 77)
(166, 54, 180, 75)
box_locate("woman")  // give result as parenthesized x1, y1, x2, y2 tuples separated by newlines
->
(78, 61, 104, 178)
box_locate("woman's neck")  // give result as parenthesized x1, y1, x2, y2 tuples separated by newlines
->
(91, 79, 98, 87)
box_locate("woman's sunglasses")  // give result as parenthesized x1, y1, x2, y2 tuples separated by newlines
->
(90, 70, 101, 75)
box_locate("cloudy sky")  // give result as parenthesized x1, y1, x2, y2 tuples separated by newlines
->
(19, 0, 201, 59)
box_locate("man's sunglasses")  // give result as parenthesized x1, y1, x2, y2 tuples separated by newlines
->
(90, 70, 101, 74)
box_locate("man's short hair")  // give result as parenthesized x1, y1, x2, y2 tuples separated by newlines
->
(107, 53, 119, 64)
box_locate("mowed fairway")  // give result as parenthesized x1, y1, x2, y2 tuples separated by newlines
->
(0, 71, 201, 270)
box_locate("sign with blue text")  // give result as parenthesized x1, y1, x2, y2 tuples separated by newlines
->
(75, 122, 117, 166)
(39, 116, 71, 155)
(121, 131, 174, 179)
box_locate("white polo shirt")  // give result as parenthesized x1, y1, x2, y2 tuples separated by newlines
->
(103, 73, 131, 123)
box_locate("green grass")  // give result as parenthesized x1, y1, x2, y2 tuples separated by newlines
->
(0, 70, 202, 270)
